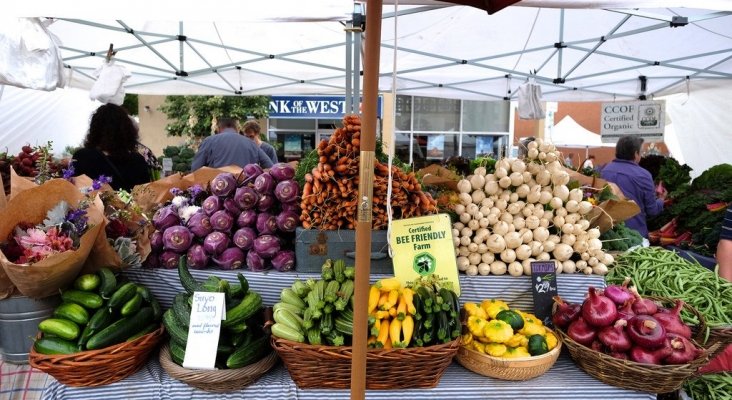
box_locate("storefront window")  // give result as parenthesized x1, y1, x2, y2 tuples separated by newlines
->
(462, 100, 510, 132)
(412, 133, 459, 169)
(274, 133, 315, 162)
(413, 96, 460, 132)
(395, 95, 412, 131)
(462, 134, 509, 159)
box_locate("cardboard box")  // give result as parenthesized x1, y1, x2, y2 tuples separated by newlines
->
(295, 227, 394, 274)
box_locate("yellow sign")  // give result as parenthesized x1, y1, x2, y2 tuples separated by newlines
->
(389, 214, 460, 296)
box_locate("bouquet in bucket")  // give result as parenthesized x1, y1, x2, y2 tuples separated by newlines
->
(0, 179, 103, 299)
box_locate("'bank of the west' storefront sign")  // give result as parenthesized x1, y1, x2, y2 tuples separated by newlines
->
(269, 95, 383, 119)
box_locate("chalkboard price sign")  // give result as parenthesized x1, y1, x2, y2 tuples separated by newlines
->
(530, 261, 558, 326)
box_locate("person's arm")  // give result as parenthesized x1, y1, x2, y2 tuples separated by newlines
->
(717, 239, 732, 281)
(257, 147, 273, 168)
(267, 145, 278, 163)
(640, 173, 664, 217)
(190, 140, 209, 171)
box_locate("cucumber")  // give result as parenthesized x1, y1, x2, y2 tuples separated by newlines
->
(38, 318, 80, 341)
(126, 323, 159, 342)
(120, 293, 143, 316)
(108, 282, 137, 310)
(86, 307, 154, 350)
(34, 337, 79, 355)
(88, 307, 115, 331)
(136, 285, 153, 303)
(150, 298, 162, 321)
(61, 290, 103, 309)
(237, 273, 249, 296)
(169, 340, 186, 365)
(53, 303, 89, 325)
(97, 267, 117, 298)
(177, 256, 199, 294)
(172, 293, 191, 327)
(73, 273, 101, 292)
(222, 292, 262, 328)
(230, 331, 253, 347)
(217, 342, 235, 356)
(225, 336, 268, 369)
(226, 321, 248, 334)
(162, 309, 188, 346)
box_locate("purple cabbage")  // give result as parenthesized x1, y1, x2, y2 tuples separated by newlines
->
(213, 247, 245, 270)
(162, 225, 193, 252)
(153, 206, 180, 231)
(256, 213, 277, 235)
(243, 164, 264, 180)
(159, 251, 182, 269)
(271, 250, 295, 272)
(254, 172, 276, 194)
(276, 211, 300, 232)
(253, 234, 281, 259)
(270, 163, 296, 182)
(202, 195, 222, 216)
(237, 209, 258, 228)
(150, 231, 164, 251)
(274, 179, 299, 203)
(223, 198, 242, 215)
(281, 202, 300, 213)
(210, 173, 237, 197)
(257, 193, 275, 212)
(203, 231, 230, 256)
(234, 187, 259, 210)
(210, 210, 235, 232)
(186, 244, 209, 269)
(246, 250, 267, 271)
(186, 211, 213, 238)
(233, 227, 256, 251)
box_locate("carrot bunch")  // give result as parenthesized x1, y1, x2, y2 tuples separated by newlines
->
(300, 114, 437, 230)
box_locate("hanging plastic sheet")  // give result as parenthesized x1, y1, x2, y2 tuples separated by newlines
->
(89, 60, 130, 105)
(517, 75, 545, 120)
(0, 18, 66, 91)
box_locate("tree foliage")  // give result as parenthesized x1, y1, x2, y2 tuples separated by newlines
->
(159, 95, 270, 137)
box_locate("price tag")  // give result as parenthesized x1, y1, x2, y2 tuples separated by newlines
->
(530, 261, 558, 326)
(389, 214, 460, 295)
(183, 292, 226, 370)
(162, 158, 173, 176)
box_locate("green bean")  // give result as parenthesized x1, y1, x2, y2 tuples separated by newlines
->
(683, 373, 732, 400)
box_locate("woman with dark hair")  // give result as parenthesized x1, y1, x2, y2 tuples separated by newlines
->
(72, 104, 151, 191)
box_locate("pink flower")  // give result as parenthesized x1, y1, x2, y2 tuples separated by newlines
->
(19, 229, 49, 248)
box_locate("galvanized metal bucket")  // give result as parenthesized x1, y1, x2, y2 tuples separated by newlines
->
(0, 295, 60, 364)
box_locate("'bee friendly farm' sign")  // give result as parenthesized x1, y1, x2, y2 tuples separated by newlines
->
(600, 100, 665, 143)
(390, 214, 460, 295)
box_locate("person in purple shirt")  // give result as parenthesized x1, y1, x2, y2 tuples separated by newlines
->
(600, 136, 666, 238)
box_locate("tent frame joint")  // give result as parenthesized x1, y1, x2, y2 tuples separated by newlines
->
(177, 35, 187, 41)
(554, 42, 566, 49)
(175, 70, 189, 77)
(670, 16, 688, 27)
(553, 77, 565, 84)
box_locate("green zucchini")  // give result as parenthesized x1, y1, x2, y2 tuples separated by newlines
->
(86, 307, 154, 350)
(172, 293, 191, 327)
(61, 290, 103, 309)
(280, 288, 306, 309)
(73, 273, 101, 292)
(162, 309, 188, 345)
(320, 313, 333, 335)
(34, 337, 78, 355)
(272, 322, 305, 343)
(334, 314, 353, 336)
(108, 282, 138, 310)
(306, 327, 322, 345)
(222, 292, 262, 328)
(97, 267, 117, 298)
(177, 256, 198, 294)
(437, 310, 449, 342)
(323, 281, 340, 304)
(38, 318, 80, 341)
(225, 336, 268, 369)
(273, 301, 304, 316)
(273, 308, 304, 332)
(53, 303, 89, 326)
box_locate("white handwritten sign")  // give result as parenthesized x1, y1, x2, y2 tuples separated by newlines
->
(183, 292, 226, 370)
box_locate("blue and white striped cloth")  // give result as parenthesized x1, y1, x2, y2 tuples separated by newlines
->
(41, 269, 654, 399)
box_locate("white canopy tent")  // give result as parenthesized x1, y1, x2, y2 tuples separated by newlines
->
(548, 115, 608, 149)
(1, 1, 732, 172)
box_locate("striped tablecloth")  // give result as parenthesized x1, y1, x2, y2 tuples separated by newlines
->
(42, 354, 655, 399)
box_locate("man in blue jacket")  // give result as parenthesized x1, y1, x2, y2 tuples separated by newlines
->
(191, 118, 273, 170)
(601, 135, 666, 238)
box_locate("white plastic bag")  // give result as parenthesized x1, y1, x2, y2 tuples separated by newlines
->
(517, 78, 545, 120)
(89, 61, 130, 105)
(0, 18, 66, 91)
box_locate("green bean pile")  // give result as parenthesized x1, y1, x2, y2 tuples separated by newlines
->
(683, 373, 732, 400)
(606, 247, 732, 335)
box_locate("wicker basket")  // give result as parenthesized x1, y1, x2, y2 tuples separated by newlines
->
(158, 343, 278, 392)
(28, 325, 164, 387)
(705, 326, 732, 359)
(271, 336, 460, 389)
(455, 335, 562, 380)
(556, 328, 718, 393)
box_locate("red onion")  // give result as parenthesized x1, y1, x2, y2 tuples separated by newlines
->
(627, 315, 666, 349)
(617, 298, 636, 321)
(599, 319, 632, 353)
(568, 318, 597, 346)
(609, 351, 629, 360)
(631, 286, 658, 315)
(653, 300, 692, 339)
(604, 277, 634, 306)
(552, 296, 581, 329)
(591, 340, 605, 353)
(629, 346, 664, 365)
(665, 333, 702, 364)
(582, 286, 618, 328)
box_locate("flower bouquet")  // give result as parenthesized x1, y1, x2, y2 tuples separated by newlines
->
(0, 179, 103, 299)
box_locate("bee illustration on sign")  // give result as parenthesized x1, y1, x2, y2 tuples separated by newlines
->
(638, 104, 660, 128)
(413, 252, 436, 275)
